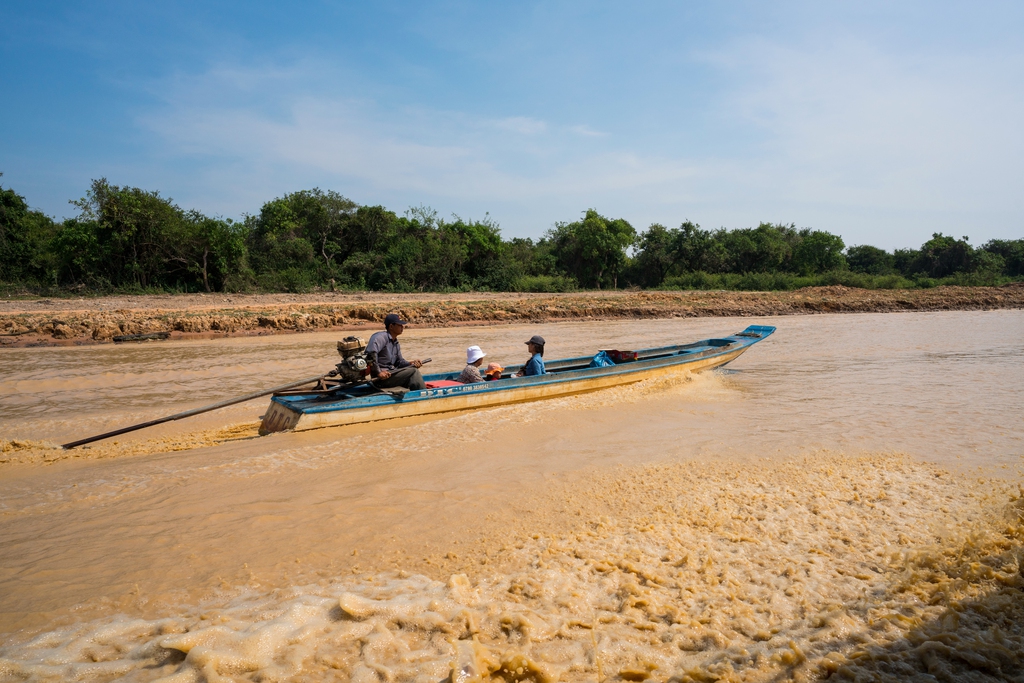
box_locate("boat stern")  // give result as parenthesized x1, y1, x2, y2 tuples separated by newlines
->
(259, 398, 303, 434)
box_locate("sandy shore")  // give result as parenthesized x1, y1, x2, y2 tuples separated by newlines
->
(2, 284, 1023, 348)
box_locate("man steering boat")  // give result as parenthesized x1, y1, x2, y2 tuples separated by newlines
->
(365, 314, 426, 391)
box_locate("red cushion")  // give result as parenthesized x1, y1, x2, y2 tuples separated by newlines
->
(424, 380, 463, 389)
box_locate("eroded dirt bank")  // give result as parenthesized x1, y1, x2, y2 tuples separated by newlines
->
(2, 284, 1023, 347)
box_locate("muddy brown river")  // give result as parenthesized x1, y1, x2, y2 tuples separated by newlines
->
(1, 311, 1022, 682)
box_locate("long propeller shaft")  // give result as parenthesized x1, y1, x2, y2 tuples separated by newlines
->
(61, 372, 331, 449)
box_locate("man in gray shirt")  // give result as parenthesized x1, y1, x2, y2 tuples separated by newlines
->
(365, 313, 426, 391)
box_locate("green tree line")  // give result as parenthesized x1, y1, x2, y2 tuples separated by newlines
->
(2, 176, 1022, 294)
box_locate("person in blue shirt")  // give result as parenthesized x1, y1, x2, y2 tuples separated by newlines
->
(514, 335, 546, 377)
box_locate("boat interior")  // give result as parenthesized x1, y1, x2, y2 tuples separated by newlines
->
(532, 338, 738, 376)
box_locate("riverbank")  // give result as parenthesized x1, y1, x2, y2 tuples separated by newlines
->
(2, 284, 1023, 347)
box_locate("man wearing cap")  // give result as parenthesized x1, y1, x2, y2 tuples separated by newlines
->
(365, 314, 426, 391)
(514, 335, 546, 377)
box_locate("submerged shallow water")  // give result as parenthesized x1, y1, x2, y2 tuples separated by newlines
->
(0, 310, 1022, 682)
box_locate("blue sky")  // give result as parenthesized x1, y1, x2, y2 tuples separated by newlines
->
(2, 1, 1022, 249)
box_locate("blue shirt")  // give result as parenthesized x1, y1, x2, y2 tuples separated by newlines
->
(523, 353, 545, 376)
(366, 330, 410, 372)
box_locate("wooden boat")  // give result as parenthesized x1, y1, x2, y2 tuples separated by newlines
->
(259, 324, 775, 434)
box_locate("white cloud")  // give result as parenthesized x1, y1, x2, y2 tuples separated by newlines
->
(568, 124, 607, 138)
(493, 117, 548, 135)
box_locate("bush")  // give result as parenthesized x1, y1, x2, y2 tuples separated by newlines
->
(514, 274, 578, 292)
(255, 267, 316, 293)
(660, 270, 919, 291)
(660, 271, 725, 290)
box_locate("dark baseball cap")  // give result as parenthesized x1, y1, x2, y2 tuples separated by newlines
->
(384, 313, 409, 326)
(525, 335, 546, 346)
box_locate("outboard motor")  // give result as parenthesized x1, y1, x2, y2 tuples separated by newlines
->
(335, 337, 371, 383)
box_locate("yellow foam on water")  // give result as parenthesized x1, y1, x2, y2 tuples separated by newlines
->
(0, 422, 262, 466)
(1, 453, 1020, 683)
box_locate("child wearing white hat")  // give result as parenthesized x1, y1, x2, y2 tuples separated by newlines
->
(457, 345, 487, 383)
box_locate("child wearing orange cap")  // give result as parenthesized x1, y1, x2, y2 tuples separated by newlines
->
(484, 362, 504, 381)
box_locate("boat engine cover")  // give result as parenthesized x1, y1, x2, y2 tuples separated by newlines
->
(337, 336, 367, 357)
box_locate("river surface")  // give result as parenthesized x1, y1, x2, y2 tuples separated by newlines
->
(0, 310, 1022, 682)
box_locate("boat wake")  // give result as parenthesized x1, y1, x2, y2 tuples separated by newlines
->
(2, 453, 1021, 683)
(1, 366, 733, 471)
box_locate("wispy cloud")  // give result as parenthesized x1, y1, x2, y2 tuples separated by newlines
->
(704, 37, 1024, 211)
(568, 124, 607, 138)
(493, 117, 548, 135)
(136, 62, 705, 228)
(679, 34, 1024, 245)
(135, 35, 1024, 246)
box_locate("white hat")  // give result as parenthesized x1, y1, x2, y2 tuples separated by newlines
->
(466, 345, 487, 363)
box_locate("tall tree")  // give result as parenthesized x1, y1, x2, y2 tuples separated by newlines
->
(907, 233, 974, 278)
(61, 179, 189, 289)
(792, 230, 846, 274)
(169, 213, 249, 292)
(0, 177, 58, 284)
(981, 239, 1024, 277)
(630, 223, 676, 287)
(547, 209, 636, 288)
(846, 245, 895, 275)
(671, 221, 727, 274)
(717, 223, 795, 273)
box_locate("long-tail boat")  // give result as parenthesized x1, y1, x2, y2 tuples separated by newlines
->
(258, 325, 774, 434)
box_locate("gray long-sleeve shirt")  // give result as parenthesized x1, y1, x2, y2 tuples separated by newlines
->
(366, 330, 410, 373)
